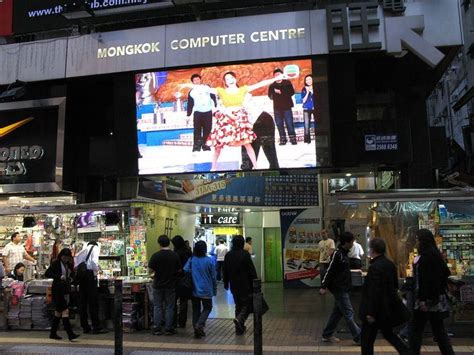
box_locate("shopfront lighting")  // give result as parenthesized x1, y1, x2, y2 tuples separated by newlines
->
(345, 173, 352, 177)
(244, 208, 251, 212)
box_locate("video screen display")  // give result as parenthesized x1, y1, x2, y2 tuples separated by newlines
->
(136, 58, 327, 174)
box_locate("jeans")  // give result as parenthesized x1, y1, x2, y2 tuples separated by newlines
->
(193, 111, 212, 149)
(361, 320, 410, 355)
(79, 271, 100, 331)
(322, 291, 361, 341)
(153, 288, 176, 331)
(174, 295, 189, 327)
(303, 109, 315, 137)
(216, 261, 224, 281)
(192, 298, 213, 329)
(274, 109, 295, 142)
(409, 310, 454, 355)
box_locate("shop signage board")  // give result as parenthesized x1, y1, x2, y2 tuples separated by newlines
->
(138, 175, 319, 207)
(280, 208, 322, 288)
(0, 0, 14, 36)
(0, 98, 65, 193)
(364, 134, 398, 151)
(200, 213, 240, 225)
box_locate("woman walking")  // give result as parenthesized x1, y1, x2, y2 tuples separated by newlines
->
(183, 240, 217, 338)
(409, 229, 454, 355)
(45, 248, 80, 341)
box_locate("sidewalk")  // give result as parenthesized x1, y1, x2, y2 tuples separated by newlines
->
(0, 283, 472, 354)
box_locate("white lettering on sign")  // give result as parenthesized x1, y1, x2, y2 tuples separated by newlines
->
(217, 216, 238, 224)
(97, 42, 160, 58)
(170, 28, 305, 51)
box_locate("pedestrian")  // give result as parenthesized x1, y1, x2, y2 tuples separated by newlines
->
(348, 235, 364, 269)
(223, 235, 257, 335)
(359, 238, 410, 354)
(409, 229, 454, 355)
(244, 237, 253, 255)
(45, 248, 79, 341)
(74, 241, 106, 334)
(320, 231, 361, 344)
(2, 232, 36, 275)
(171, 235, 192, 328)
(8, 262, 26, 281)
(318, 229, 335, 281)
(149, 235, 181, 335)
(215, 239, 228, 282)
(268, 68, 297, 145)
(184, 240, 217, 338)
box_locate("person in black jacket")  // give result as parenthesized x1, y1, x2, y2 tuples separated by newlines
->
(268, 68, 296, 145)
(409, 229, 454, 355)
(320, 231, 361, 344)
(223, 235, 257, 335)
(45, 248, 79, 341)
(186, 74, 217, 152)
(172, 235, 192, 328)
(359, 238, 410, 355)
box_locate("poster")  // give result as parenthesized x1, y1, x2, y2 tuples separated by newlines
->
(280, 208, 322, 288)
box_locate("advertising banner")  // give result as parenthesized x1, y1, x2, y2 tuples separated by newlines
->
(136, 58, 327, 174)
(0, 0, 13, 36)
(0, 98, 65, 192)
(138, 174, 319, 207)
(280, 208, 322, 288)
(13, 0, 169, 34)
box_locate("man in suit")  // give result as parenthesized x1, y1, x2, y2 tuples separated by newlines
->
(359, 238, 410, 355)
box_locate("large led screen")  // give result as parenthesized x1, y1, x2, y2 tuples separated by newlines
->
(136, 58, 328, 174)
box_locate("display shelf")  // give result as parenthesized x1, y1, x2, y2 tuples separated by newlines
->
(99, 255, 122, 258)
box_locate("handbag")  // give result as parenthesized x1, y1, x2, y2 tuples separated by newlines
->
(74, 246, 94, 284)
(248, 294, 270, 316)
(388, 295, 412, 327)
(177, 257, 193, 298)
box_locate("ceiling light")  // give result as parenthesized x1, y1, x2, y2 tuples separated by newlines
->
(244, 208, 251, 212)
(345, 173, 352, 177)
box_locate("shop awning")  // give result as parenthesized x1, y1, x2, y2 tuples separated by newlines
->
(333, 188, 474, 203)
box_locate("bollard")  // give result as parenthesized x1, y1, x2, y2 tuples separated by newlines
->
(253, 279, 263, 355)
(114, 279, 123, 355)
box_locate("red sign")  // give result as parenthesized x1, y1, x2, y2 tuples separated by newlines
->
(0, 0, 13, 36)
(284, 268, 319, 281)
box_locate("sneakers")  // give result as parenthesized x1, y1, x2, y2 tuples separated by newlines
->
(321, 336, 341, 343)
(164, 328, 177, 335)
(152, 328, 163, 335)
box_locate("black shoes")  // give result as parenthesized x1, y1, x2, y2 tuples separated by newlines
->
(165, 328, 177, 335)
(152, 327, 163, 335)
(194, 326, 205, 338)
(202, 145, 211, 151)
(49, 334, 62, 340)
(233, 318, 246, 334)
(92, 328, 108, 334)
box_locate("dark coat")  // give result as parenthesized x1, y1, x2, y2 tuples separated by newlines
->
(45, 259, 74, 312)
(321, 246, 352, 293)
(415, 252, 450, 304)
(223, 249, 257, 298)
(359, 255, 398, 321)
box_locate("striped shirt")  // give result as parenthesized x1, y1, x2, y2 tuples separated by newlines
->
(3, 242, 27, 270)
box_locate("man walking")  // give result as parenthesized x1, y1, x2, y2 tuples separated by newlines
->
(186, 74, 216, 152)
(268, 68, 296, 145)
(215, 239, 228, 282)
(75, 241, 106, 334)
(318, 229, 335, 281)
(223, 235, 257, 335)
(148, 235, 181, 335)
(359, 238, 410, 354)
(320, 231, 361, 344)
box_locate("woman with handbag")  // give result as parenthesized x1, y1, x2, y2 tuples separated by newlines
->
(45, 248, 80, 341)
(409, 229, 454, 355)
(183, 241, 217, 338)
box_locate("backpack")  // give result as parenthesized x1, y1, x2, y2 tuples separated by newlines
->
(74, 246, 94, 284)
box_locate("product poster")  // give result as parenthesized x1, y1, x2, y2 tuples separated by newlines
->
(280, 207, 322, 288)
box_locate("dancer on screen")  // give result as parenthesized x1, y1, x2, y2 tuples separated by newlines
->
(180, 70, 293, 171)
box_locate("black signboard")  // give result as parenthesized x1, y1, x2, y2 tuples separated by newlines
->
(200, 213, 241, 225)
(13, 0, 171, 34)
(0, 98, 65, 192)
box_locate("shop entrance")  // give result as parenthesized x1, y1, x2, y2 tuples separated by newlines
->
(195, 226, 243, 254)
(264, 227, 282, 282)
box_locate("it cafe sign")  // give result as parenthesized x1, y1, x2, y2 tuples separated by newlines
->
(200, 213, 240, 225)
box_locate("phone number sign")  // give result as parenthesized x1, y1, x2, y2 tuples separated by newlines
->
(365, 134, 398, 151)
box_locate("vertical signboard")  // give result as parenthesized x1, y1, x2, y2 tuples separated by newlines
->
(280, 208, 322, 288)
(0, 0, 14, 36)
